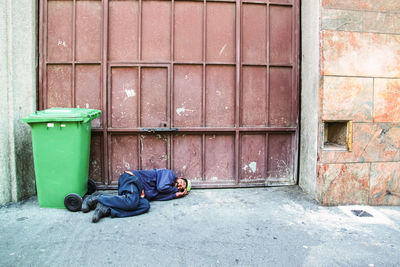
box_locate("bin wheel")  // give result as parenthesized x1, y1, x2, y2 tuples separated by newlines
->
(64, 193, 83, 212)
(87, 178, 97, 195)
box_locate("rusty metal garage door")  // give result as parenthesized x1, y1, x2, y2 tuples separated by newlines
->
(39, 0, 299, 189)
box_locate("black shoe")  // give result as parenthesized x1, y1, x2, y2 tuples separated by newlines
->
(81, 193, 102, 213)
(92, 203, 110, 223)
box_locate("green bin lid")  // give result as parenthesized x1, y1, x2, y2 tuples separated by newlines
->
(22, 108, 101, 124)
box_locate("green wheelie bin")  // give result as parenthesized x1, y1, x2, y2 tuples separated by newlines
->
(22, 108, 101, 211)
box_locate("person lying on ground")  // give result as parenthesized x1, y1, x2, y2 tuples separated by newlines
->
(81, 169, 191, 223)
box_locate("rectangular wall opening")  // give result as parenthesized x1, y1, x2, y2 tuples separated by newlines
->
(323, 121, 352, 151)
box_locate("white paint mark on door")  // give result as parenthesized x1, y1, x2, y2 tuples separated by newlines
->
(219, 44, 227, 56)
(176, 107, 194, 116)
(57, 40, 66, 47)
(123, 83, 136, 98)
(243, 161, 257, 173)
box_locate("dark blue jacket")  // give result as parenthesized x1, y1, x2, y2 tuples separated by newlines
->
(132, 169, 178, 201)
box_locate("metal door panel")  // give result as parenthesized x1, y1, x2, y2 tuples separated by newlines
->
(172, 134, 203, 181)
(205, 135, 235, 183)
(270, 5, 292, 64)
(173, 65, 203, 127)
(40, 0, 300, 188)
(269, 67, 292, 127)
(140, 67, 168, 127)
(110, 134, 140, 184)
(75, 65, 102, 127)
(242, 4, 267, 65)
(271, 0, 293, 4)
(142, 1, 171, 61)
(206, 2, 235, 63)
(89, 133, 104, 183)
(266, 133, 294, 185)
(108, 0, 139, 61)
(243, 0, 264, 3)
(174, 2, 203, 62)
(47, 1, 73, 61)
(206, 66, 235, 127)
(140, 134, 169, 170)
(110, 67, 139, 128)
(76, 1, 102, 61)
(240, 134, 266, 183)
(242, 66, 267, 126)
(47, 65, 72, 108)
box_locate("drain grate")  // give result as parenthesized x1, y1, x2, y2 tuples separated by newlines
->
(351, 210, 373, 217)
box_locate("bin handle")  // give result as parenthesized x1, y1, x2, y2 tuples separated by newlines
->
(83, 110, 101, 123)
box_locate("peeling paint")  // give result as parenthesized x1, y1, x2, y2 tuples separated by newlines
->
(176, 107, 185, 116)
(123, 82, 136, 98)
(276, 160, 291, 177)
(249, 162, 257, 173)
(140, 136, 145, 152)
(218, 44, 227, 56)
(176, 107, 194, 116)
(57, 40, 66, 47)
(123, 160, 130, 169)
(243, 161, 257, 173)
(125, 89, 136, 98)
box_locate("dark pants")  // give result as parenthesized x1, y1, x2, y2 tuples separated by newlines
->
(98, 175, 150, 218)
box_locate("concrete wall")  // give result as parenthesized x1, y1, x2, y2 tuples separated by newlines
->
(0, 1, 37, 205)
(317, 0, 400, 205)
(299, 0, 321, 200)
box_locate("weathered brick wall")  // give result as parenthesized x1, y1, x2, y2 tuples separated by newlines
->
(318, 0, 400, 205)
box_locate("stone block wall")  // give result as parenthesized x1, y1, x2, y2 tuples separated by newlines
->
(318, 0, 400, 205)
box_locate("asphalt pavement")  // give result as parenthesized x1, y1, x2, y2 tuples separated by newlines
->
(1, 186, 400, 267)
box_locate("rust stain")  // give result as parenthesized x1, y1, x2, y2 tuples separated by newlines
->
(319, 163, 370, 205)
(374, 79, 400, 122)
(358, 2, 369, 10)
(348, 32, 361, 50)
(328, 35, 345, 57)
(323, 31, 400, 77)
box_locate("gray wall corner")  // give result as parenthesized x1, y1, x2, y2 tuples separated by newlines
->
(0, 0, 38, 205)
(298, 0, 321, 200)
